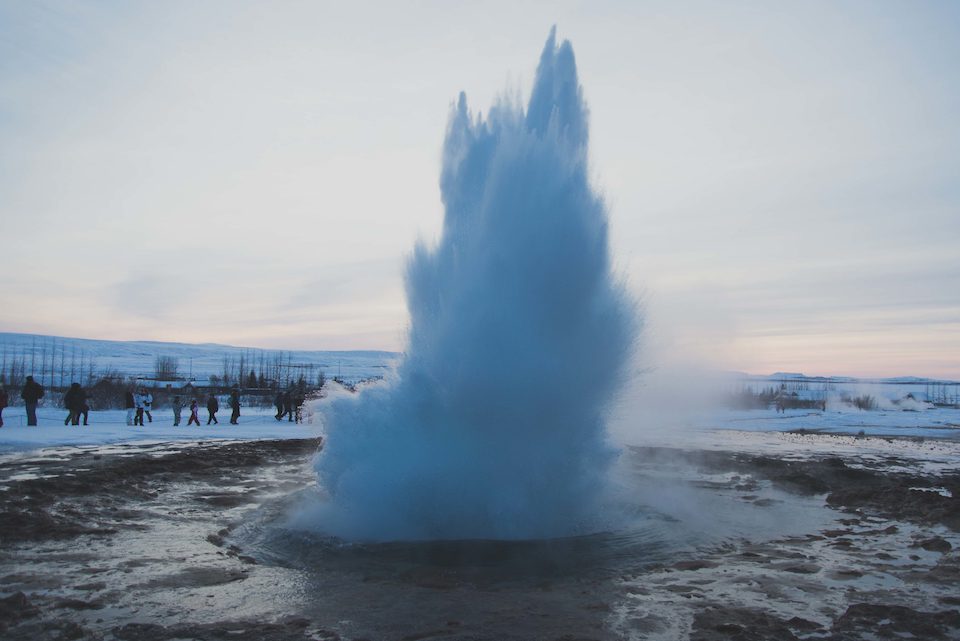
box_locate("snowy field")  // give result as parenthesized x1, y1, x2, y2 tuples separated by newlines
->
(3, 396, 958, 458)
(0, 405, 322, 455)
(696, 405, 960, 438)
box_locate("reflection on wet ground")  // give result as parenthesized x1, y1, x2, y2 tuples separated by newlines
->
(0, 437, 958, 640)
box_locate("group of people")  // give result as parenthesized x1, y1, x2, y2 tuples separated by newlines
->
(133, 388, 242, 426)
(0, 376, 305, 428)
(63, 382, 90, 426)
(124, 388, 154, 425)
(274, 390, 305, 423)
(169, 389, 242, 426)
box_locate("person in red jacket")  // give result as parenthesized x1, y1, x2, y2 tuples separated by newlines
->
(187, 399, 201, 426)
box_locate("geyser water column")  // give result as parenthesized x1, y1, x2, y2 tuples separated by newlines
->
(313, 28, 637, 541)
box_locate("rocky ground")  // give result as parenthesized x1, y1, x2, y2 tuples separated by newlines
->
(0, 435, 957, 640)
(612, 441, 960, 640)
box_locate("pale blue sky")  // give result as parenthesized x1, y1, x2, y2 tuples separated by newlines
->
(2, 1, 958, 378)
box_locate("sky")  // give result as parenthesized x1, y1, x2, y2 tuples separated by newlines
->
(1, 1, 958, 379)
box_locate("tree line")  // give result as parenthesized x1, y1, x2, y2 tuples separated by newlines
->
(0, 337, 339, 398)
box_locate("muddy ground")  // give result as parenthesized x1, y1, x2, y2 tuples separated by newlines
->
(0, 436, 958, 640)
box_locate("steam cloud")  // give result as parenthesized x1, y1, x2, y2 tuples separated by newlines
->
(312, 28, 637, 541)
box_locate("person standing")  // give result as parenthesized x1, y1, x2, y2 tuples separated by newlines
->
(63, 382, 85, 426)
(20, 375, 44, 426)
(172, 395, 184, 426)
(283, 391, 293, 422)
(133, 389, 145, 426)
(274, 391, 284, 421)
(125, 390, 135, 425)
(294, 393, 304, 424)
(79, 398, 90, 426)
(0, 386, 8, 428)
(206, 393, 219, 425)
(187, 399, 201, 426)
(143, 390, 153, 423)
(229, 388, 240, 425)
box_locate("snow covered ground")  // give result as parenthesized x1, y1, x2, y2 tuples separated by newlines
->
(696, 405, 960, 438)
(3, 399, 958, 460)
(0, 405, 322, 456)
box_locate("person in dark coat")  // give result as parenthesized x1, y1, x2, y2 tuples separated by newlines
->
(206, 394, 219, 425)
(63, 382, 86, 426)
(283, 391, 293, 422)
(294, 394, 305, 424)
(20, 375, 44, 426)
(274, 391, 284, 421)
(79, 399, 90, 426)
(229, 389, 241, 425)
(0, 386, 8, 428)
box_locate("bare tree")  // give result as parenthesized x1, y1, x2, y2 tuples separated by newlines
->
(155, 356, 179, 380)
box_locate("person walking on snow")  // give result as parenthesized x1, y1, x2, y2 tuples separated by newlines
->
(0, 386, 8, 428)
(143, 390, 153, 423)
(229, 388, 240, 425)
(133, 389, 145, 426)
(63, 382, 85, 426)
(206, 394, 219, 425)
(187, 399, 201, 426)
(172, 396, 184, 426)
(20, 375, 44, 426)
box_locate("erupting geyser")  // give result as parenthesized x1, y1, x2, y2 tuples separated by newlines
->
(312, 29, 637, 541)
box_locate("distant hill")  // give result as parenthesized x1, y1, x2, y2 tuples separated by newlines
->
(0, 332, 399, 387)
(743, 371, 957, 385)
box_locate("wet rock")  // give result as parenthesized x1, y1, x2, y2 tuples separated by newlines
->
(113, 619, 323, 641)
(141, 566, 247, 589)
(55, 598, 104, 610)
(0, 438, 321, 544)
(0, 591, 40, 629)
(57, 622, 87, 640)
(692, 607, 800, 640)
(673, 560, 718, 571)
(206, 533, 225, 547)
(828, 569, 863, 580)
(114, 623, 166, 641)
(785, 617, 821, 632)
(831, 603, 960, 640)
(774, 472, 829, 495)
(780, 563, 821, 574)
(914, 537, 952, 553)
